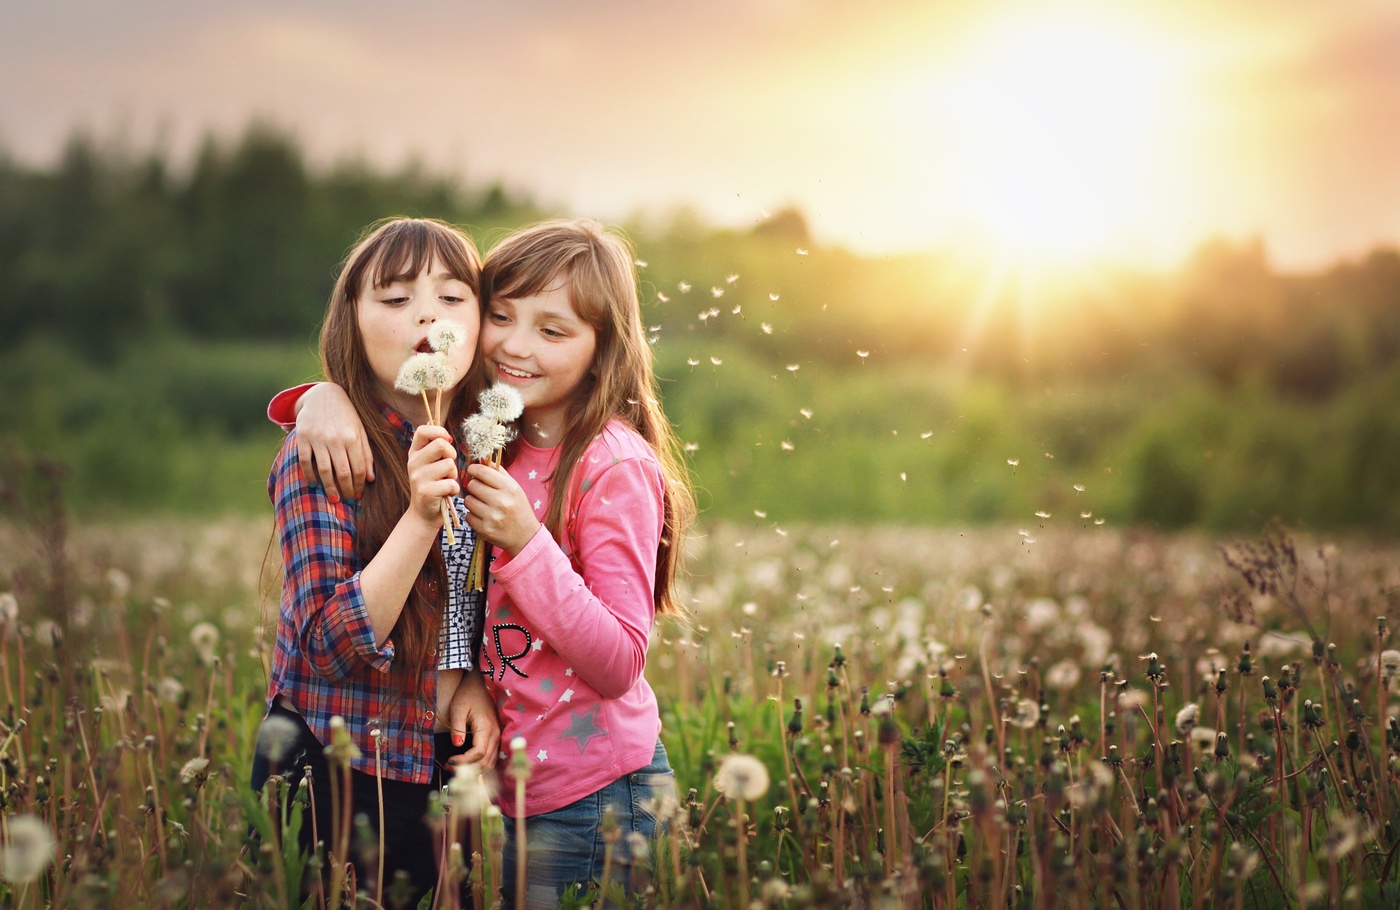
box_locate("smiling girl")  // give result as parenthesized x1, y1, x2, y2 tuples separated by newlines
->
(273, 219, 696, 906)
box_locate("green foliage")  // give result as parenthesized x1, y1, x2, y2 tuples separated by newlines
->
(4, 126, 1400, 530)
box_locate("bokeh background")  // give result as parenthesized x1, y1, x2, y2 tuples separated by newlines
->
(3, 0, 1399, 532)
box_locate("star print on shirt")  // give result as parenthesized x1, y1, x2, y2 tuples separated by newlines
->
(559, 688, 574, 703)
(536, 749, 548, 762)
(527, 470, 537, 480)
(531, 639, 544, 651)
(534, 500, 542, 511)
(537, 676, 555, 694)
(559, 706, 606, 753)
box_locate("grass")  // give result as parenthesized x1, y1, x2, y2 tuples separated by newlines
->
(0, 481, 1396, 907)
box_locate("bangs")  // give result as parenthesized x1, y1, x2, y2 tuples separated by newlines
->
(355, 220, 480, 296)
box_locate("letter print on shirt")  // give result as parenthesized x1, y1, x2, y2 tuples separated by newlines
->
(483, 622, 532, 682)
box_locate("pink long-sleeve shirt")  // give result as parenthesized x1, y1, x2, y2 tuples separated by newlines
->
(484, 420, 665, 816)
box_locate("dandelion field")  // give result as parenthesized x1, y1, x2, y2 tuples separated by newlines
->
(1, 490, 1398, 907)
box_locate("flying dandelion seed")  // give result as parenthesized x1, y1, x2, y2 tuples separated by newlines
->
(726, 273, 739, 284)
(786, 364, 800, 373)
(799, 408, 813, 418)
(683, 442, 699, 453)
(1045, 452, 1055, 459)
(769, 293, 780, 301)
(710, 356, 723, 365)
(732, 305, 742, 315)
(1081, 512, 1093, 520)
(754, 510, 767, 518)
(856, 350, 870, 361)
(761, 323, 773, 334)
(634, 259, 648, 268)
(1074, 484, 1086, 493)
(1094, 518, 1106, 525)
(687, 358, 700, 367)
(921, 431, 933, 439)
(900, 473, 907, 481)
(678, 281, 691, 293)
(775, 527, 788, 536)
(1008, 459, 1020, 473)
(1035, 511, 1051, 519)
(780, 441, 794, 451)
(656, 292, 669, 302)
(796, 248, 809, 256)
(710, 287, 724, 298)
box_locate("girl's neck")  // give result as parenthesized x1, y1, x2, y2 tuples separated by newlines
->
(520, 409, 563, 449)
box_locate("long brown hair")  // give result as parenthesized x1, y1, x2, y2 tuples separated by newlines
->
(319, 217, 481, 697)
(479, 219, 694, 614)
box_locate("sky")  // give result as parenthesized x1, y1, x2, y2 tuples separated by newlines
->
(4, 0, 1398, 268)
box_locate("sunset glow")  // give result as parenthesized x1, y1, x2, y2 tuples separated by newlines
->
(944, 17, 1177, 259)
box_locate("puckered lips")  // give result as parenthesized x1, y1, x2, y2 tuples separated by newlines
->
(414, 338, 433, 354)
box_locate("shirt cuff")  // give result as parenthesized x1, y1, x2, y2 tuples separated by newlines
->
(489, 524, 554, 580)
(268, 382, 318, 430)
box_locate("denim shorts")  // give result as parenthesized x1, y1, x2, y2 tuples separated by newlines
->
(501, 740, 675, 909)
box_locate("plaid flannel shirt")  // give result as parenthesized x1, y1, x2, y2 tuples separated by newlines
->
(266, 405, 482, 783)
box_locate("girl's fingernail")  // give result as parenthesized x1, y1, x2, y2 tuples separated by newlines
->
(453, 733, 464, 746)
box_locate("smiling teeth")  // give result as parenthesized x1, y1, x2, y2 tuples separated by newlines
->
(500, 366, 535, 378)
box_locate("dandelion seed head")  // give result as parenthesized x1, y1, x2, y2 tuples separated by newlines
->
(257, 714, 301, 765)
(180, 757, 210, 785)
(1045, 659, 1081, 691)
(190, 622, 221, 666)
(0, 592, 16, 624)
(157, 677, 186, 704)
(0, 815, 55, 883)
(427, 320, 467, 354)
(714, 753, 770, 800)
(1381, 650, 1400, 679)
(477, 382, 524, 422)
(1010, 698, 1040, 729)
(34, 619, 61, 648)
(394, 352, 438, 395)
(1175, 703, 1200, 734)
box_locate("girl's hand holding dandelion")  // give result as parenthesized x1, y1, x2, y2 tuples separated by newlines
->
(406, 426, 462, 527)
(461, 383, 527, 586)
(394, 319, 469, 543)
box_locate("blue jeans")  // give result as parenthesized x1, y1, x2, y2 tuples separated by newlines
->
(501, 740, 675, 909)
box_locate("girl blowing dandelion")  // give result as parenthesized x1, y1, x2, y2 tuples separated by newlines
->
(255, 217, 500, 907)
(275, 218, 696, 907)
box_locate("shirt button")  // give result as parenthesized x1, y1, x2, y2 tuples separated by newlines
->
(426, 710, 436, 723)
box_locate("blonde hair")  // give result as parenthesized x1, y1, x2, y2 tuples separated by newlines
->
(480, 219, 694, 613)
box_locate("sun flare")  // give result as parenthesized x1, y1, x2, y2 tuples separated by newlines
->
(936, 14, 1178, 260)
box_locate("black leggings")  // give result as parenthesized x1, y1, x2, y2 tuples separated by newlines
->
(249, 700, 471, 908)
